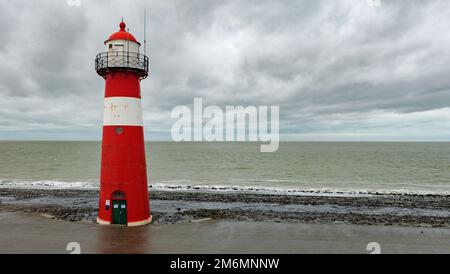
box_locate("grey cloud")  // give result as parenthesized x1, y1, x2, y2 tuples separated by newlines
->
(1, 0, 450, 140)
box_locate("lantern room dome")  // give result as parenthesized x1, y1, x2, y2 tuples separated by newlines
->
(105, 20, 140, 45)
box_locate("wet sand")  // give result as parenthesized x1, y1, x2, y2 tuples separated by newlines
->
(0, 211, 449, 254)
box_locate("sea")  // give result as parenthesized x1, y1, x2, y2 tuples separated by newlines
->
(0, 141, 449, 196)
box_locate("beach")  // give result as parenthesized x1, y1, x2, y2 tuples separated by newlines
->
(1, 211, 450, 254)
(0, 188, 449, 253)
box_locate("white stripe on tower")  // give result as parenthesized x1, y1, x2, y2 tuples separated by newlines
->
(103, 97, 143, 126)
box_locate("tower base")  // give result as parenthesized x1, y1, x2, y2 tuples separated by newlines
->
(96, 215, 152, 227)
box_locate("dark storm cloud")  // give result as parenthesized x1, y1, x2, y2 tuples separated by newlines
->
(0, 0, 450, 140)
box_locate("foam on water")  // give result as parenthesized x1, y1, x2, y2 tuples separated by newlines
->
(0, 180, 99, 190)
(1, 179, 449, 197)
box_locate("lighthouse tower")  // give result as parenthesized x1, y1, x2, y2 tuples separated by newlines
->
(95, 20, 151, 226)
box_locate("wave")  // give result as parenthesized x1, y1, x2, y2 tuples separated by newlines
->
(0, 180, 99, 190)
(0, 179, 449, 197)
(149, 182, 450, 197)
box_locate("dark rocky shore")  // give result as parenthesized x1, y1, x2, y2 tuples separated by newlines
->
(0, 188, 449, 227)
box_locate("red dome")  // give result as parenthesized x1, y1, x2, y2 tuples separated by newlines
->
(105, 21, 140, 45)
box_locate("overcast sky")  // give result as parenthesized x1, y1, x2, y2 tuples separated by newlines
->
(0, 0, 450, 141)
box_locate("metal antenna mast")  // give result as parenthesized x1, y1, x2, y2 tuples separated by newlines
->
(144, 8, 147, 56)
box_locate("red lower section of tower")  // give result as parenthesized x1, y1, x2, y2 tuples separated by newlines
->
(98, 126, 150, 225)
(97, 71, 151, 226)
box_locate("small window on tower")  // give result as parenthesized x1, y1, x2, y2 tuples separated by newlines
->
(115, 127, 124, 135)
(109, 44, 113, 50)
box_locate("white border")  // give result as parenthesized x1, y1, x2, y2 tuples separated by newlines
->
(128, 215, 153, 227)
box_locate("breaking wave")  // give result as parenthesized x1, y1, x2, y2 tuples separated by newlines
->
(0, 179, 449, 197)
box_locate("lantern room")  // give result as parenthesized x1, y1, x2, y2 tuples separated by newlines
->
(104, 21, 141, 54)
(95, 20, 149, 79)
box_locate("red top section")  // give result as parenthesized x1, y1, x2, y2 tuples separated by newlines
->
(105, 20, 140, 45)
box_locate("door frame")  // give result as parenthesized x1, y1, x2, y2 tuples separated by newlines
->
(111, 191, 127, 225)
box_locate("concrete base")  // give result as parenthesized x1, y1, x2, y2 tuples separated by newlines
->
(96, 215, 152, 227)
(128, 215, 153, 227)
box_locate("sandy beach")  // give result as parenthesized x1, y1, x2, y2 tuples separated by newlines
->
(0, 188, 449, 253)
(0, 211, 449, 254)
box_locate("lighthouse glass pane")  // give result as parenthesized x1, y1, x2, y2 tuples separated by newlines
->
(114, 44, 124, 51)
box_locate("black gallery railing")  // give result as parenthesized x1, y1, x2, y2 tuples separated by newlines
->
(95, 51, 149, 79)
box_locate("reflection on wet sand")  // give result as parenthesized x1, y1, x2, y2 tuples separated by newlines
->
(97, 225, 151, 254)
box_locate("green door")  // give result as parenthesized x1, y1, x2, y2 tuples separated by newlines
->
(112, 200, 127, 225)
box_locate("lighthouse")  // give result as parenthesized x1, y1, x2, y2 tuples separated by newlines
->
(95, 20, 152, 226)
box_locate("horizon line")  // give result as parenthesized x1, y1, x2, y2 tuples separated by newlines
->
(0, 140, 449, 143)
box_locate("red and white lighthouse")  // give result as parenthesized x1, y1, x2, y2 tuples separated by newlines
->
(95, 20, 152, 226)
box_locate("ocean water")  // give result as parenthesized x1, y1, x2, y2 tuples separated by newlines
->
(0, 141, 449, 196)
